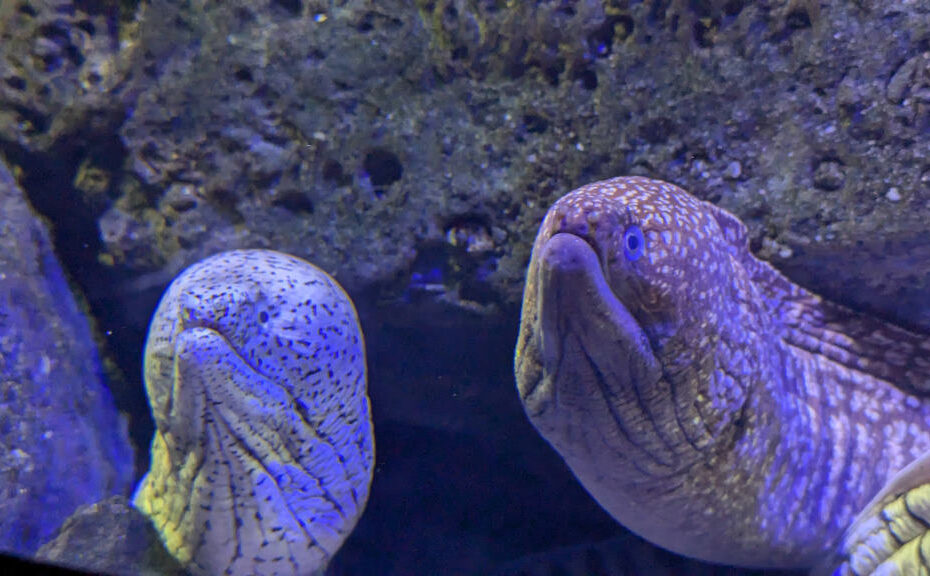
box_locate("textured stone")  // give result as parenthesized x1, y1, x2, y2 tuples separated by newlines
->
(0, 157, 133, 555)
(0, 0, 131, 152)
(35, 496, 185, 576)
(65, 0, 930, 336)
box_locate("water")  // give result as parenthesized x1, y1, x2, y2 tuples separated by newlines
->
(2, 0, 929, 575)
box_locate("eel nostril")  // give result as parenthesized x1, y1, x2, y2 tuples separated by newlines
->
(555, 210, 592, 238)
(178, 293, 224, 329)
(178, 293, 202, 327)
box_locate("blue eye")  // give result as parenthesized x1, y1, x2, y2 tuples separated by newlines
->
(623, 225, 644, 261)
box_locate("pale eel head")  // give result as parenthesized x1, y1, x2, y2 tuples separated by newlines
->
(134, 249, 374, 576)
(515, 176, 767, 560)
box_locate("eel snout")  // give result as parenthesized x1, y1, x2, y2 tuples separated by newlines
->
(524, 232, 644, 418)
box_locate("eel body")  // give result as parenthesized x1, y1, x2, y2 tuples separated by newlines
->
(134, 249, 374, 576)
(515, 176, 930, 568)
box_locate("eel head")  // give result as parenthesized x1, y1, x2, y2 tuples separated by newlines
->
(136, 249, 374, 576)
(515, 176, 758, 488)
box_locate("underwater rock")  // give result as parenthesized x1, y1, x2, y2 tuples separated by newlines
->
(0, 157, 133, 555)
(79, 0, 930, 336)
(0, 0, 130, 152)
(134, 249, 374, 576)
(35, 496, 185, 576)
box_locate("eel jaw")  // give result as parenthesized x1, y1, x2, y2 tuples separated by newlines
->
(523, 232, 645, 417)
(158, 318, 264, 444)
(521, 230, 669, 462)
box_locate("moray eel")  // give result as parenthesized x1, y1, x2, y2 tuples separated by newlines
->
(133, 249, 374, 576)
(515, 176, 930, 572)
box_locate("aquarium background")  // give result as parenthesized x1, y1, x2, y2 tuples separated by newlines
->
(1, 0, 928, 574)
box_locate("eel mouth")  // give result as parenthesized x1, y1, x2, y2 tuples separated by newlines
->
(161, 310, 277, 422)
(521, 232, 635, 414)
(175, 319, 267, 381)
(521, 232, 675, 474)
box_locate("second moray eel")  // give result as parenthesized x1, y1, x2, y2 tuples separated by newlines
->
(134, 249, 374, 576)
(516, 176, 930, 574)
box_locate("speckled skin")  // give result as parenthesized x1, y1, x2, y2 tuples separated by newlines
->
(133, 249, 374, 576)
(515, 177, 930, 569)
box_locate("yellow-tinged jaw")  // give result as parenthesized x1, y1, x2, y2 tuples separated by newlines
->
(133, 249, 374, 576)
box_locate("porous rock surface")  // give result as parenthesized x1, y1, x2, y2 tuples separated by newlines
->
(100, 0, 930, 332)
(0, 0, 131, 153)
(1, 1, 928, 330)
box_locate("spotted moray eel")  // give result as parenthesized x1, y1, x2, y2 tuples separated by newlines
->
(133, 249, 374, 576)
(515, 176, 930, 573)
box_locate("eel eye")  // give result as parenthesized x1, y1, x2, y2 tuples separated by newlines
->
(623, 225, 644, 261)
